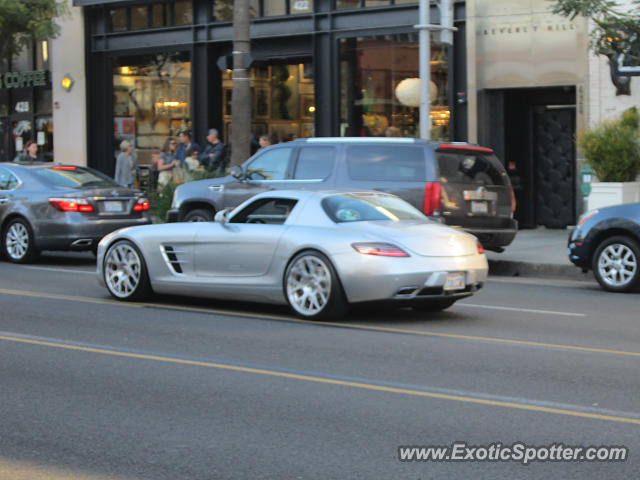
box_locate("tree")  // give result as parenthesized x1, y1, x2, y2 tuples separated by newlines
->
(0, 0, 69, 66)
(551, 0, 640, 94)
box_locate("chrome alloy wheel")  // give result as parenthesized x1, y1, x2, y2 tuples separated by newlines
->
(286, 255, 332, 316)
(597, 243, 638, 288)
(104, 243, 142, 298)
(5, 222, 29, 260)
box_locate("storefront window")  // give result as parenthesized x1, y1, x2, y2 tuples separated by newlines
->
(264, 0, 286, 16)
(131, 6, 148, 30)
(113, 53, 191, 166)
(222, 62, 315, 145)
(36, 41, 50, 71)
(35, 117, 53, 161)
(336, 0, 360, 9)
(213, 0, 258, 20)
(339, 33, 450, 140)
(174, 0, 193, 25)
(110, 8, 127, 32)
(152, 4, 166, 27)
(0, 117, 8, 163)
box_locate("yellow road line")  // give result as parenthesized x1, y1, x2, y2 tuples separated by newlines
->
(0, 332, 639, 425)
(1, 287, 640, 359)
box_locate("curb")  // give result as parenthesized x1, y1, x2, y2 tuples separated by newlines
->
(488, 259, 592, 281)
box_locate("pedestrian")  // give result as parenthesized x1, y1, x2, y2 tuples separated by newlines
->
(258, 134, 271, 149)
(199, 128, 226, 172)
(114, 140, 138, 188)
(185, 145, 201, 171)
(157, 137, 179, 187)
(176, 130, 201, 170)
(14, 140, 44, 163)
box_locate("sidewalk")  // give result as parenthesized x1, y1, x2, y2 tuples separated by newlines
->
(486, 227, 591, 280)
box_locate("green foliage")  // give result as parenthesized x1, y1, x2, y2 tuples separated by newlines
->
(0, 0, 69, 64)
(578, 108, 640, 182)
(148, 168, 227, 223)
(550, 0, 640, 59)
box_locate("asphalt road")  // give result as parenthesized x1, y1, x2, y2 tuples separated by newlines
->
(1, 252, 639, 479)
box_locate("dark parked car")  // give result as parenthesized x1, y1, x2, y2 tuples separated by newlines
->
(568, 202, 640, 292)
(0, 163, 151, 263)
(167, 138, 517, 251)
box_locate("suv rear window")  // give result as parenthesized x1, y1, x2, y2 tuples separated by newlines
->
(32, 166, 119, 189)
(346, 146, 429, 182)
(436, 152, 509, 186)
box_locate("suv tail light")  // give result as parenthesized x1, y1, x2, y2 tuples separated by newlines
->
(510, 186, 516, 218)
(49, 198, 94, 213)
(424, 182, 442, 216)
(133, 197, 150, 212)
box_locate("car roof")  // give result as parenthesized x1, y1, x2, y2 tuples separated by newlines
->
(0, 162, 83, 170)
(249, 189, 395, 201)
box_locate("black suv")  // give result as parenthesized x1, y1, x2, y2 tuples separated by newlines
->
(167, 138, 517, 251)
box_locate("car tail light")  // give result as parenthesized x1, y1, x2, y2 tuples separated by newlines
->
(578, 209, 599, 227)
(477, 240, 484, 254)
(352, 243, 410, 257)
(49, 198, 94, 213)
(437, 144, 494, 154)
(133, 197, 150, 212)
(510, 186, 517, 218)
(52, 166, 77, 171)
(424, 182, 442, 216)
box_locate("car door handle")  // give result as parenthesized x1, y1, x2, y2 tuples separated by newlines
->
(208, 185, 224, 192)
(0, 197, 9, 204)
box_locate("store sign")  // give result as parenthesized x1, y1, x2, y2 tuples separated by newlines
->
(0, 70, 48, 89)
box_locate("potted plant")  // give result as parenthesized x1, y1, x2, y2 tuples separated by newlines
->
(578, 107, 640, 210)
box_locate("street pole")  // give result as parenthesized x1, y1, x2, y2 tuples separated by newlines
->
(418, 0, 431, 140)
(231, 0, 251, 167)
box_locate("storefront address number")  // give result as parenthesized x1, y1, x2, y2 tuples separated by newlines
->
(0, 70, 47, 89)
(292, 0, 310, 10)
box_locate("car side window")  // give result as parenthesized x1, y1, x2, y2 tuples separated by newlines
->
(246, 147, 293, 181)
(345, 145, 430, 181)
(293, 146, 336, 180)
(229, 198, 298, 225)
(0, 168, 18, 190)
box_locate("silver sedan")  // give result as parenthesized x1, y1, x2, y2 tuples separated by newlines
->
(97, 190, 488, 320)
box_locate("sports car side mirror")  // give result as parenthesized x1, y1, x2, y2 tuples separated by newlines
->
(230, 165, 244, 180)
(214, 209, 230, 223)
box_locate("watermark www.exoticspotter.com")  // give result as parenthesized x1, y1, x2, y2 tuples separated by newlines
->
(398, 442, 628, 465)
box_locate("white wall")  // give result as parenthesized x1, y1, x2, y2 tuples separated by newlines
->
(51, 0, 87, 166)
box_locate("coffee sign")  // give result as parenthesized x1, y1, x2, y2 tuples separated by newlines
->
(0, 70, 48, 89)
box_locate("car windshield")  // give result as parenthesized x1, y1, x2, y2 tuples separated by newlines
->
(31, 166, 119, 189)
(322, 194, 426, 223)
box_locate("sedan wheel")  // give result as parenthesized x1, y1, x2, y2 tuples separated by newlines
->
(284, 251, 347, 320)
(593, 236, 640, 292)
(104, 240, 151, 300)
(3, 218, 37, 263)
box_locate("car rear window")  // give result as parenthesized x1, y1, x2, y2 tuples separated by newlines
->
(32, 166, 119, 189)
(436, 152, 509, 186)
(322, 194, 425, 223)
(346, 146, 429, 182)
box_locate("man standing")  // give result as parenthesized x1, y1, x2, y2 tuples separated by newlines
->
(176, 130, 200, 169)
(199, 128, 226, 172)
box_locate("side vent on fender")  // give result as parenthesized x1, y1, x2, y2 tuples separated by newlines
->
(162, 245, 185, 274)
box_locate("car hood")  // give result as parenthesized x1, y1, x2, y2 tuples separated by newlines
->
(339, 220, 479, 256)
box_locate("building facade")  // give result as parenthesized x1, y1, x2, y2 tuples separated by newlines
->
(74, 0, 467, 176)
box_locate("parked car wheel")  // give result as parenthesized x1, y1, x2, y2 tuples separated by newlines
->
(592, 235, 640, 293)
(103, 240, 152, 300)
(284, 251, 348, 321)
(2, 218, 38, 263)
(184, 208, 213, 222)
(413, 298, 456, 312)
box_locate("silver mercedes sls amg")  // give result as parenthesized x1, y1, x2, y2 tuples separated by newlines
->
(97, 190, 488, 320)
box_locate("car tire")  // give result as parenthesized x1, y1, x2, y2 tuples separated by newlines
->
(2, 218, 38, 263)
(412, 298, 456, 312)
(103, 240, 152, 301)
(284, 250, 348, 321)
(592, 235, 640, 293)
(184, 208, 214, 222)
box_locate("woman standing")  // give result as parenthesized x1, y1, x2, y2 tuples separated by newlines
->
(14, 140, 43, 162)
(157, 137, 179, 187)
(114, 140, 137, 188)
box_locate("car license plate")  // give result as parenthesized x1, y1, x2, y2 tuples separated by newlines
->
(104, 201, 123, 213)
(471, 201, 489, 214)
(444, 272, 465, 291)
